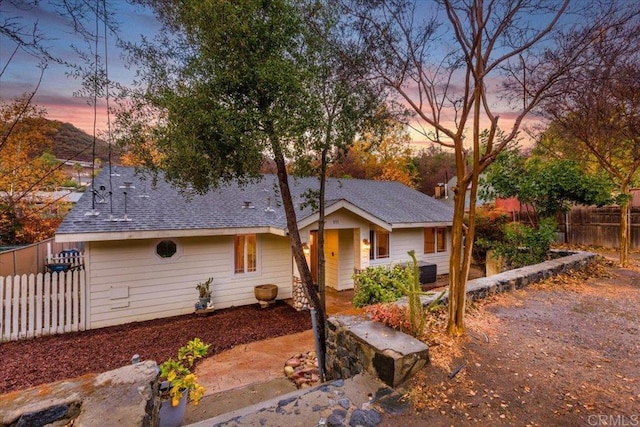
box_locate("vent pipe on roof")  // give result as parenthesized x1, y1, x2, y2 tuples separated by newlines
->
(265, 196, 275, 212)
(138, 184, 149, 198)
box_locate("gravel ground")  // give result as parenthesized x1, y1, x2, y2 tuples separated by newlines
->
(382, 255, 640, 426)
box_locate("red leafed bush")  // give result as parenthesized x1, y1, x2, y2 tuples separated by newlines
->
(365, 303, 412, 333)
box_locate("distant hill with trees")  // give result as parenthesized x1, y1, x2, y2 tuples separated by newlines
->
(49, 120, 119, 163)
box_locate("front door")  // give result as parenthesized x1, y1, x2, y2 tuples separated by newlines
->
(309, 230, 318, 285)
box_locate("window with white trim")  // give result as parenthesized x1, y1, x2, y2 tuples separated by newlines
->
(424, 227, 447, 253)
(369, 230, 389, 260)
(234, 234, 257, 274)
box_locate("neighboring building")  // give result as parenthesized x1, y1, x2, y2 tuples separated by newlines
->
(55, 167, 454, 329)
(58, 159, 95, 187)
(434, 175, 491, 209)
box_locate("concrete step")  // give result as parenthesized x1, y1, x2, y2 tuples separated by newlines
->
(184, 374, 408, 427)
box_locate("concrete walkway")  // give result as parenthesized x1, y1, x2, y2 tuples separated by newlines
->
(195, 330, 315, 395)
(184, 289, 367, 424)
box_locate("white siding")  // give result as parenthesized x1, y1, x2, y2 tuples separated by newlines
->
(369, 228, 450, 276)
(86, 234, 292, 329)
(323, 210, 366, 230)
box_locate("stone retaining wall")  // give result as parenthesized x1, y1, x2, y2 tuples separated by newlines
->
(0, 361, 159, 427)
(326, 250, 597, 387)
(325, 315, 429, 388)
(412, 250, 597, 308)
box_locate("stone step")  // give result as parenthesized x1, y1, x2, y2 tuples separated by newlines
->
(184, 374, 406, 427)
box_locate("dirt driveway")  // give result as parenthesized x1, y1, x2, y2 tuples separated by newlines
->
(383, 256, 640, 426)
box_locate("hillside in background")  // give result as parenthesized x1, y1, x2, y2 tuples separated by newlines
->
(49, 121, 120, 163)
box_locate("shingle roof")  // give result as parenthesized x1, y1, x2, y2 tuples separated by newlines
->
(56, 167, 453, 237)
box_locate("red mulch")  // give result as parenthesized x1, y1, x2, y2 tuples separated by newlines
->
(0, 301, 311, 395)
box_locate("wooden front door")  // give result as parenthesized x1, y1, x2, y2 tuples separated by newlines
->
(309, 230, 318, 285)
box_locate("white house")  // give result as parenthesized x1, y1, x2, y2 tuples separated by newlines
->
(55, 167, 454, 329)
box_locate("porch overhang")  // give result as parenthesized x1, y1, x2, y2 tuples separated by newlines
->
(297, 199, 392, 231)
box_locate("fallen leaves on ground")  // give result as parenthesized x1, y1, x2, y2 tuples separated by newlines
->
(385, 254, 640, 426)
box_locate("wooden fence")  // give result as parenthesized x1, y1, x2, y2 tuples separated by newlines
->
(503, 205, 640, 249)
(0, 238, 84, 277)
(558, 206, 640, 250)
(0, 269, 86, 342)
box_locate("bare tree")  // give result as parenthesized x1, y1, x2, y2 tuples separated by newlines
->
(341, 0, 630, 335)
(537, 12, 640, 267)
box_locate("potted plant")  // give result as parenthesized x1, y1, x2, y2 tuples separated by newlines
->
(158, 338, 210, 427)
(195, 277, 213, 306)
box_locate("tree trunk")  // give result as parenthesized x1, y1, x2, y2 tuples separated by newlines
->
(446, 183, 468, 336)
(269, 133, 326, 374)
(318, 149, 327, 315)
(619, 194, 630, 267)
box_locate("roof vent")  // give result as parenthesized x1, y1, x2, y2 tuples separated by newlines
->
(138, 185, 149, 198)
(242, 201, 255, 209)
(119, 181, 135, 189)
(265, 196, 275, 213)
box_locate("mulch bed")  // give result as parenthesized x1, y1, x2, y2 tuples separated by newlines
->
(0, 301, 311, 395)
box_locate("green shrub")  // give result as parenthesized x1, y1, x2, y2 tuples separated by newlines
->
(352, 264, 408, 307)
(492, 218, 557, 269)
(360, 251, 445, 337)
(471, 206, 510, 273)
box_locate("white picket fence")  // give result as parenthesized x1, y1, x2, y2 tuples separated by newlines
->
(0, 270, 86, 342)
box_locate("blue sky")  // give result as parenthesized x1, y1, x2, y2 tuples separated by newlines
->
(1, 0, 160, 134)
(1, 1, 575, 148)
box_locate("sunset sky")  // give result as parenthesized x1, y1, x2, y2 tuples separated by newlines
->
(1, 1, 554, 150)
(1, 1, 160, 135)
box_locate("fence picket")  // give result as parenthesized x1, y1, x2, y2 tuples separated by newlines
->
(20, 275, 27, 339)
(79, 270, 86, 331)
(3, 277, 11, 339)
(36, 273, 43, 337)
(50, 274, 58, 336)
(65, 271, 72, 332)
(27, 275, 35, 338)
(44, 272, 51, 335)
(72, 270, 79, 332)
(0, 277, 5, 338)
(0, 270, 85, 342)
(11, 277, 19, 340)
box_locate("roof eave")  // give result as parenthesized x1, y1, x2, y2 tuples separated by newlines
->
(55, 226, 287, 243)
(391, 221, 452, 229)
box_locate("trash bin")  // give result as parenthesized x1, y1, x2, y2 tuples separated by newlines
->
(417, 262, 437, 284)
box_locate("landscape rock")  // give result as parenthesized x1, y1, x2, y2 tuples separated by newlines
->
(284, 350, 321, 388)
(349, 409, 381, 427)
